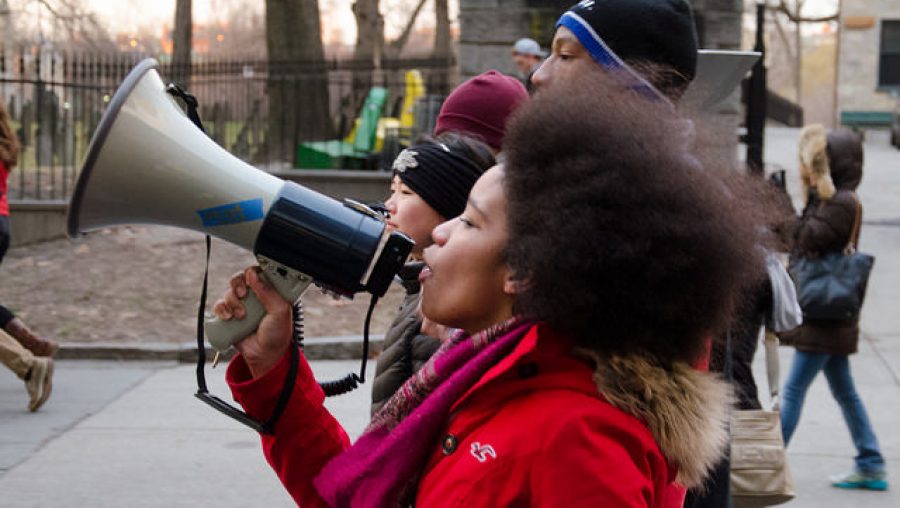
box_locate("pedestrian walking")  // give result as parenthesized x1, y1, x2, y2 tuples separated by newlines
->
(0, 100, 56, 412)
(780, 124, 888, 491)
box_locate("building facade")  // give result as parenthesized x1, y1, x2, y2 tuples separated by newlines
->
(837, 0, 900, 119)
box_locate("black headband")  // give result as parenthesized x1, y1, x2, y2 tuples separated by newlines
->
(393, 142, 485, 220)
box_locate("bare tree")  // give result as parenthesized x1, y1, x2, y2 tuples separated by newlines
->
(266, 0, 333, 163)
(23, 0, 114, 49)
(1, 0, 14, 47)
(353, 0, 430, 61)
(353, 0, 383, 66)
(433, 0, 451, 59)
(764, 0, 839, 103)
(172, 0, 192, 88)
(384, 0, 427, 58)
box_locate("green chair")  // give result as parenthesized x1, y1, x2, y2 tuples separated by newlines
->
(296, 87, 388, 169)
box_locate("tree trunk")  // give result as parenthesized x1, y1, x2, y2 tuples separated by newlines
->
(265, 0, 333, 164)
(172, 0, 192, 88)
(386, 0, 428, 58)
(349, 0, 383, 134)
(432, 0, 453, 96)
(352, 0, 383, 67)
(434, 0, 451, 59)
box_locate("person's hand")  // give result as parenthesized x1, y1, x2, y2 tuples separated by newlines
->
(212, 266, 293, 378)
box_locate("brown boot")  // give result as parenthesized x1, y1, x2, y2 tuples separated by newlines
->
(5, 318, 59, 357)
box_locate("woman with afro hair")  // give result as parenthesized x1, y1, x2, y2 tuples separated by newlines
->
(212, 72, 766, 507)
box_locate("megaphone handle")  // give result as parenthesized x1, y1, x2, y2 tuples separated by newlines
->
(205, 260, 312, 352)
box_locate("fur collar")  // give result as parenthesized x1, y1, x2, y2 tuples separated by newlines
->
(799, 124, 836, 200)
(578, 350, 732, 489)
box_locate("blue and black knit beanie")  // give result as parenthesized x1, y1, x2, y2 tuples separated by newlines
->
(558, 0, 699, 98)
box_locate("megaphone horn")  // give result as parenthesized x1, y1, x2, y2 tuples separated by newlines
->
(67, 58, 413, 352)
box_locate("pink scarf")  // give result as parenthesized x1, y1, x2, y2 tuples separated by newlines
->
(314, 317, 532, 507)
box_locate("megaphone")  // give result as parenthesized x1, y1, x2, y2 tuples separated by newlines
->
(67, 59, 413, 352)
(681, 50, 761, 112)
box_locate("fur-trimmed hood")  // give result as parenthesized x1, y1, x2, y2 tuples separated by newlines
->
(799, 124, 836, 199)
(798, 125, 863, 200)
(579, 350, 732, 489)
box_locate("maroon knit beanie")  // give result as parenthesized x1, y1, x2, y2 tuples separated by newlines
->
(433, 70, 528, 151)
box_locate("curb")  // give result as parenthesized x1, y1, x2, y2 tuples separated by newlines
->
(56, 335, 385, 363)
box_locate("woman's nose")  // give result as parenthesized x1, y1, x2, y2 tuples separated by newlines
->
(384, 195, 397, 214)
(431, 219, 453, 246)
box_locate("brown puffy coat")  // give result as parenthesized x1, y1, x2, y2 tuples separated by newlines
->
(370, 262, 440, 414)
(782, 128, 864, 355)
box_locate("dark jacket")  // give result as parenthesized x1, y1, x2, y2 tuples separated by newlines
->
(783, 129, 864, 355)
(370, 262, 441, 414)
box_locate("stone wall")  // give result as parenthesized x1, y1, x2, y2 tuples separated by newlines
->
(457, 0, 569, 80)
(691, 0, 744, 50)
(838, 0, 900, 114)
(7, 200, 69, 247)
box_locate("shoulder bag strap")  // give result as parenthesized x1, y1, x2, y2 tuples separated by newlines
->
(763, 330, 781, 410)
(845, 193, 863, 254)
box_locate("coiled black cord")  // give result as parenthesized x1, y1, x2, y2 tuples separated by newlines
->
(292, 294, 377, 397)
(292, 300, 305, 345)
(317, 295, 379, 397)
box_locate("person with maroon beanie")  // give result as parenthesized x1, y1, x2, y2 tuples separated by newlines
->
(433, 70, 528, 153)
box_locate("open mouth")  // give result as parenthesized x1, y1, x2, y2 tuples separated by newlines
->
(418, 263, 432, 283)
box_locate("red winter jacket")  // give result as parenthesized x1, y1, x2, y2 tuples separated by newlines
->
(1, 160, 10, 216)
(227, 325, 716, 507)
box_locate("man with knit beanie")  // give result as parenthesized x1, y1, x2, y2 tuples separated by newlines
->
(533, 0, 699, 103)
(433, 70, 528, 153)
(535, 3, 727, 505)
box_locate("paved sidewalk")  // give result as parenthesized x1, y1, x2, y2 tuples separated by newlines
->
(0, 129, 897, 506)
(0, 359, 373, 508)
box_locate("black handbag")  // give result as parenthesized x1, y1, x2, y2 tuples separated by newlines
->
(789, 197, 874, 321)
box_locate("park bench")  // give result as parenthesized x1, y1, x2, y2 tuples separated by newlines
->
(295, 86, 388, 170)
(840, 110, 892, 131)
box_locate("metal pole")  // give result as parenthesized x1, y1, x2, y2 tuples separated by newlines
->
(746, 2, 767, 175)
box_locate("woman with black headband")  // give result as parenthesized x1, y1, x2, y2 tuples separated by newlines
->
(371, 135, 494, 416)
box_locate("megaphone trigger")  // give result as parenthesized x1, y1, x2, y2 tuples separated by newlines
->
(205, 257, 312, 352)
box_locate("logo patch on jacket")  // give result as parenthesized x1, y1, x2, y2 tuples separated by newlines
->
(470, 442, 497, 463)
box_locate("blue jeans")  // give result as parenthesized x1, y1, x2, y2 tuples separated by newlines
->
(781, 351, 885, 474)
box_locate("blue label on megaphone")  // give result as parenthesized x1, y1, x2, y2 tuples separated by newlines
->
(197, 198, 265, 227)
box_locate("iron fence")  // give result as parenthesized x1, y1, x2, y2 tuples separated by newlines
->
(1, 47, 455, 201)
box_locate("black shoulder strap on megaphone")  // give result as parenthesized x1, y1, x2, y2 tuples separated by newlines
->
(165, 84, 205, 134)
(167, 84, 298, 435)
